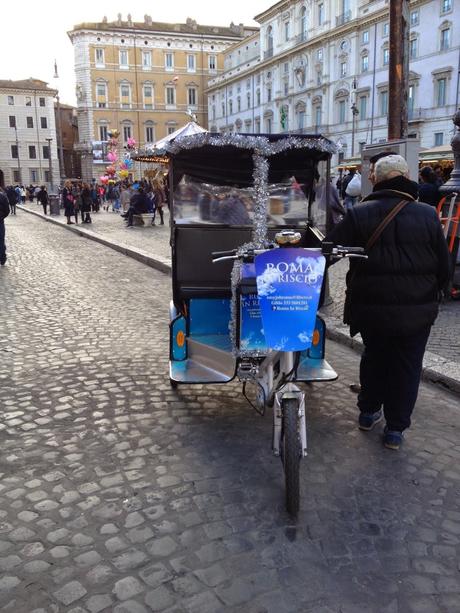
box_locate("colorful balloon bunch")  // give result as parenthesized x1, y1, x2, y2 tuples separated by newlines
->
(99, 129, 137, 184)
(126, 137, 137, 150)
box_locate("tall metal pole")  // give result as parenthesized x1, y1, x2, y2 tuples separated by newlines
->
(351, 102, 359, 157)
(14, 125, 21, 183)
(55, 94, 65, 181)
(54, 62, 66, 182)
(388, 0, 410, 140)
(46, 137, 53, 191)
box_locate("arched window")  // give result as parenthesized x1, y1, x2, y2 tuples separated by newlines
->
(300, 7, 308, 41)
(144, 121, 155, 144)
(121, 121, 133, 142)
(266, 26, 274, 57)
(95, 80, 108, 108)
(120, 81, 131, 109)
(143, 83, 154, 109)
(295, 101, 306, 131)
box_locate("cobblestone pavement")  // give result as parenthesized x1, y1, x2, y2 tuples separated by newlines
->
(2, 213, 460, 613)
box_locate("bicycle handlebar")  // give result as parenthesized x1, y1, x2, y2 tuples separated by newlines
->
(211, 243, 367, 263)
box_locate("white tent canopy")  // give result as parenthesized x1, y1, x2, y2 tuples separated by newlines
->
(147, 121, 207, 152)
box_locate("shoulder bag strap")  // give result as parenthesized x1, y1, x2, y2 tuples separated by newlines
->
(366, 199, 410, 251)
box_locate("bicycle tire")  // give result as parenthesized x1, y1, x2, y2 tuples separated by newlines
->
(281, 397, 301, 516)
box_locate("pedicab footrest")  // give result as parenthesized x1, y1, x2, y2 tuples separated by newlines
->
(296, 356, 337, 382)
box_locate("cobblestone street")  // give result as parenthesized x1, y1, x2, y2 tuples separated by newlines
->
(1, 213, 460, 613)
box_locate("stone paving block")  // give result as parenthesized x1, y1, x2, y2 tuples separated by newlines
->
(144, 586, 175, 611)
(181, 591, 224, 613)
(111, 547, 149, 571)
(114, 576, 145, 601)
(53, 580, 87, 605)
(114, 601, 149, 613)
(86, 593, 113, 613)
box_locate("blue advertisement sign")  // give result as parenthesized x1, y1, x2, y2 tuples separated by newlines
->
(240, 293, 268, 352)
(239, 263, 267, 352)
(255, 248, 326, 351)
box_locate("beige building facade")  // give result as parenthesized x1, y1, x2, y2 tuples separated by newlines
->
(68, 15, 257, 180)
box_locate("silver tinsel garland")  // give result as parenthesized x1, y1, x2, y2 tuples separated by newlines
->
(165, 132, 337, 157)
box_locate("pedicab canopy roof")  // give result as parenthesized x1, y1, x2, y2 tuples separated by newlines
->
(165, 132, 336, 188)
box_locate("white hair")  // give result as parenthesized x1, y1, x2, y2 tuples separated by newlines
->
(374, 154, 409, 182)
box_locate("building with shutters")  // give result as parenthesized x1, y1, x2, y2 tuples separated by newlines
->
(68, 14, 257, 180)
(207, 0, 459, 167)
(0, 79, 60, 188)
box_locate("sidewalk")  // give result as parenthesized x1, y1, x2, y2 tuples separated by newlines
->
(17, 202, 460, 394)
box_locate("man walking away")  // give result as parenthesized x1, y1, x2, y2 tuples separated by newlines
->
(36, 185, 49, 215)
(0, 188, 10, 265)
(6, 185, 17, 215)
(327, 155, 450, 450)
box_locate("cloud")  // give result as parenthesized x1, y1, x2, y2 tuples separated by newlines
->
(298, 331, 311, 344)
(256, 267, 279, 297)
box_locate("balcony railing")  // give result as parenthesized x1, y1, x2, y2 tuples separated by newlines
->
(408, 107, 427, 121)
(293, 31, 308, 46)
(264, 48, 274, 60)
(336, 10, 352, 26)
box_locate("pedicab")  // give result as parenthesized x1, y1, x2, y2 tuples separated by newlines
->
(166, 133, 365, 515)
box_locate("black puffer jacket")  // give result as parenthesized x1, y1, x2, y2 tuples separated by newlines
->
(327, 176, 450, 336)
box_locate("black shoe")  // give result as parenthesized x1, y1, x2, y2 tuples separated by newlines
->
(358, 409, 383, 431)
(383, 427, 404, 450)
(0, 258, 6, 266)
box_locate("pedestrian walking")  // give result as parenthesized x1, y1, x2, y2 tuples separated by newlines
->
(327, 154, 450, 450)
(0, 187, 10, 265)
(120, 184, 131, 214)
(63, 180, 76, 225)
(90, 184, 100, 212)
(153, 180, 166, 225)
(80, 183, 92, 223)
(418, 167, 440, 207)
(6, 186, 17, 215)
(36, 185, 49, 215)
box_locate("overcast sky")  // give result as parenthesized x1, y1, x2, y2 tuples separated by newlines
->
(3, 1, 270, 106)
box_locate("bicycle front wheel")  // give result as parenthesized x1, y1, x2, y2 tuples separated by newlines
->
(281, 397, 301, 516)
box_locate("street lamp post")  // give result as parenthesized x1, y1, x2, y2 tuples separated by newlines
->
(351, 102, 359, 157)
(13, 125, 21, 184)
(54, 61, 66, 182)
(46, 137, 53, 191)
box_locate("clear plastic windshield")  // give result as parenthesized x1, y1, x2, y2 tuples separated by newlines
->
(173, 169, 329, 231)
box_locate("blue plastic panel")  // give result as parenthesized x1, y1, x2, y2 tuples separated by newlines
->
(189, 298, 231, 336)
(170, 316, 187, 361)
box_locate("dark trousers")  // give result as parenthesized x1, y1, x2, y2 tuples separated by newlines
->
(0, 222, 5, 263)
(358, 327, 431, 432)
(154, 206, 164, 225)
(42, 204, 48, 215)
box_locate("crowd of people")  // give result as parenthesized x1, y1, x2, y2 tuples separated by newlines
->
(0, 178, 169, 228)
(334, 162, 446, 216)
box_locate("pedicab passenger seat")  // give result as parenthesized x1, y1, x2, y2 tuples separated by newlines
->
(172, 225, 252, 301)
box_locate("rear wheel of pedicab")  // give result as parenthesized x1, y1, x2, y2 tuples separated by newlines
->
(281, 397, 301, 516)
